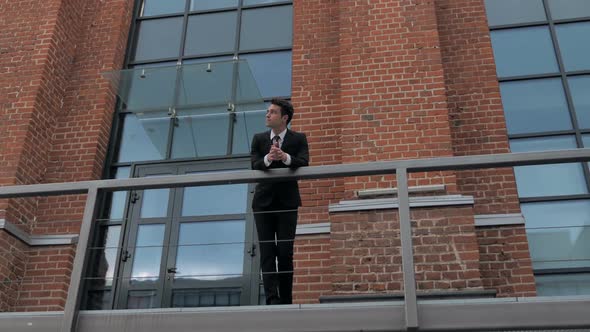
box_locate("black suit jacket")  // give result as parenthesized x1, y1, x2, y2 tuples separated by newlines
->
(251, 129, 309, 210)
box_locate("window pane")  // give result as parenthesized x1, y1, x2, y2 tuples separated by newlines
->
(244, 0, 287, 5)
(141, 0, 186, 17)
(171, 110, 229, 158)
(233, 109, 267, 154)
(134, 17, 183, 61)
(548, 0, 590, 20)
(172, 289, 241, 307)
(571, 76, 590, 129)
(522, 200, 590, 270)
(240, 6, 292, 51)
(190, 0, 237, 11)
(117, 113, 170, 162)
(85, 290, 112, 310)
(500, 78, 572, 134)
(555, 22, 590, 72)
(88, 226, 121, 287)
(131, 224, 165, 284)
(510, 136, 587, 197)
(536, 273, 590, 296)
(484, 0, 546, 26)
(140, 174, 172, 218)
(241, 51, 292, 98)
(109, 167, 130, 221)
(175, 221, 245, 280)
(491, 27, 558, 77)
(184, 12, 237, 56)
(128, 290, 158, 309)
(182, 180, 247, 216)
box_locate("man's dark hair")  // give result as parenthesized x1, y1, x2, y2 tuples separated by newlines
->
(271, 98, 294, 124)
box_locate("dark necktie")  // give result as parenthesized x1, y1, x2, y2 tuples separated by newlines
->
(272, 135, 280, 147)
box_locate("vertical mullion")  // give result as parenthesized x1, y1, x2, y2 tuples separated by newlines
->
(227, 0, 245, 155)
(542, 0, 590, 192)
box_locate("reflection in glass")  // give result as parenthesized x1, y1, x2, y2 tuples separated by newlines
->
(491, 27, 558, 77)
(117, 113, 170, 162)
(85, 290, 112, 310)
(484, 0, 546, 26)
(548, 0, 590, 20)
(131, 224, 165, 283)
(175, 220, 245, 280)
(177, 63, 234, 107)
(140, 174, 171, 218)
(128, 290, 158, 309)
(522, 200, 590, 270)
(90, 226, 121, 287)
(500, 78, 571, 134)
(240, 6, 293, 51)
(134, 17, 183, 61)
(141, 0, 186, 17)
(109, 167, 131, 221)
(241, 51, 292, 98)
(190, 0, 237, 11)
(555, 22, 590, 72)
(510, 136, 587, 197)
(125, 63, 177, 111)
(536, 273, 590, 296)
(172, 289, 240, 307)
(570, 76, 590, 129)
(182, 180, 247, 216)
(184, 12, 237, 56)
(243, 0, 286, 6)
(233, 109, 267, 154)
(171, 111, 229, 158)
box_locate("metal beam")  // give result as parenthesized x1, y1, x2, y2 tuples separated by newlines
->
(2, 149, 590, 198)
(397, 168, 418, 331)
(61, 186, 99, 332)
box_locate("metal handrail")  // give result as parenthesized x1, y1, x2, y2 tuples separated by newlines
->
(1, 148, 590, 332)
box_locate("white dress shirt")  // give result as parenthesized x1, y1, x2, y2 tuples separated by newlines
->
(264, 129, 292, 167)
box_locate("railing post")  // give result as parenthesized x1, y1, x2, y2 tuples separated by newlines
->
(397, 168, 418, 331)
(61, 186, 100, 332)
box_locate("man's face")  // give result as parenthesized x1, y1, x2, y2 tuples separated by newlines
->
(265, 104, 287, 130)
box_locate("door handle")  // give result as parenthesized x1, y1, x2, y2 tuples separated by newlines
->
(247, 244, 256, 257)
(167, 267, 178, 274)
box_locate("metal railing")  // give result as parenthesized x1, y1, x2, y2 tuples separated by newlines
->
(1, 148, 590, 332)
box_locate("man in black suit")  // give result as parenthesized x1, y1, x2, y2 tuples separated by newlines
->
(251, 98, 309, 305)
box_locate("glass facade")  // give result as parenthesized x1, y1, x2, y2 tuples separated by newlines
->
(485, 0, 590, 295)
(86, 0, 293, 310)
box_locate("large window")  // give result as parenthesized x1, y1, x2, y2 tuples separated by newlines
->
(85, 0, 293, 310)
(485, 0, 590, 295)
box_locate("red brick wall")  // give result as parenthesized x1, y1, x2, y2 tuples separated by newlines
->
(293, 235, 332, 303)
(0, 233, 28, 311)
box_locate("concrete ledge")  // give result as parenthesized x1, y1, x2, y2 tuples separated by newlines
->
(474, 213, 525, 227)
(357, 185, 446, 198)
(319, 289, 497, 303)
(295, 222, 330, 235)
(329, 195, 474, 213)
(0, 219, 78, 246)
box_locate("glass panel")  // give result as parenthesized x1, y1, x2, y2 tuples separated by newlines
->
(125, 63, 177, 111)
(184, 12, 237, 56)
(244, 0, 287, 5)
(140, 174, 172, 218)
(117, 113, 170, 162)
(555, 22, 590, 72)
(190, 0, 237, 11)
(233, 109, 267, 154)
(548, 0, 590, 20)
(500, 78, 572, 134)
(141, 0, 186, 17)
(522, 200, 590, 269)
(571, 76, 590, 129)
(85, 290, 112, 310)
(536, 273, 590, 296)
(109, 167, 131, 221)
(241, 51, 292, 98)
(172, 289, 241, 307)
(175, 220, 245, 280)
(484, 0, 546, 26)
(240, 6, 293, 51)
(182, 179, 247, 216)
(89, 226, 121, 288)
(127, 290, 158, 309)
(490, 27, 558, 77)
(131, 224, 165, 284)
(134, 17, 183, 61)
(171, 110, 229, 158)
(510, 136, 587, 197)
